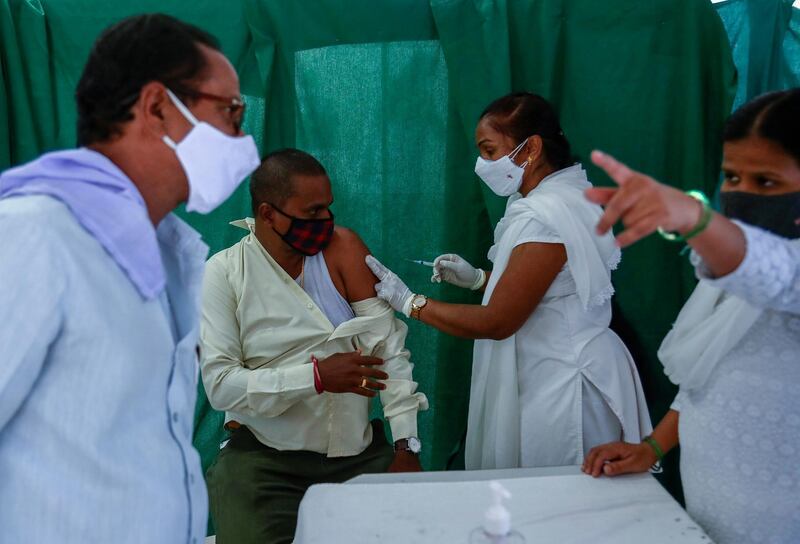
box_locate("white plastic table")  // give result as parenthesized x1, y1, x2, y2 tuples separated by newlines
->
(293, 466, 711, 543)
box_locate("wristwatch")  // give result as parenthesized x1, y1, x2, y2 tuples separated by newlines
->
(410, 294, 428, 320)
(394, 437, 422, 454)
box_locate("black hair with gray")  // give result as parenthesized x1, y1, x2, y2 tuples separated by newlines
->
(75, 14, 220, 146)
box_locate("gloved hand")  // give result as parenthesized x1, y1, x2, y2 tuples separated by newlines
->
(366, 255, 415, 317)
(431, 253, 486, 290)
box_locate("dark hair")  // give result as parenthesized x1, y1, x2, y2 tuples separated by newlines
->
(75, 14, 220, 146)
(250, 149, 328, 215)
(723, 89, 800, 165)
(479, 92, 573, 170)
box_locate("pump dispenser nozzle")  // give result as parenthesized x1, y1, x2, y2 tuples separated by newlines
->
(469, 481, 525, 543)
(485, 481, 512, 536)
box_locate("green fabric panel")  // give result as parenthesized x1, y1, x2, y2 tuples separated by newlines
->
(787, 8, 800, 88)
(742, 0, 793, 99)
(715, 0, 800, 108)
(0, 26, 8, 168)
(0, 0, 51, 166)
(715, 0, 750, 109)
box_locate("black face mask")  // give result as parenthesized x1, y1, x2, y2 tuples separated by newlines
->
(720, 191, 800, 239)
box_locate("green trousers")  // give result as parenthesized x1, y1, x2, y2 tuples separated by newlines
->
(207, 420, 394, 544)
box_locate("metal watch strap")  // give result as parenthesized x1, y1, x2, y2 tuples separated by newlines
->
(394, 437, 421, 454)
(410, 295, 427, 320)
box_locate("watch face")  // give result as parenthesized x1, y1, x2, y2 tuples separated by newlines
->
(407, 437, 422, 453)
(413, 295, 427, 308)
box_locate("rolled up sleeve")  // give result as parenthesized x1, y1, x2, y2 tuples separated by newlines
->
(351, 298, 428, 441)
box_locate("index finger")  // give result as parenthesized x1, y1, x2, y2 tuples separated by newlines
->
(433, 253, 456, 266)
(591, 150, 636, 187)
(594, 191, 629, 236)
(585, 187, 618, 206)
(365, 255, 389, 280)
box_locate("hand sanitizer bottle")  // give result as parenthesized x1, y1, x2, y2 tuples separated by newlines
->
(469, 481, 526, 543)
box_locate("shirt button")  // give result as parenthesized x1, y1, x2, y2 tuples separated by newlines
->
(306, 303, 314, 310)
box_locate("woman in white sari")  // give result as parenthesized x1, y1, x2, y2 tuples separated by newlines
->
(582, 89, 800, 544)
(367, 92, 651, 470)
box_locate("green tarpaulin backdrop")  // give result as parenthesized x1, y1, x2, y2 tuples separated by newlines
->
(3, 0, 796, 533)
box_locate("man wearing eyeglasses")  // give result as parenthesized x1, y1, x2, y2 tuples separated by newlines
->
(0, 14, 259, 544)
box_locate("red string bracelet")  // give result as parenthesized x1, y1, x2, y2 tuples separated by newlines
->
(311, 355, 324, 394)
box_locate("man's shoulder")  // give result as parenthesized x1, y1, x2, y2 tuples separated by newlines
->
(0, 196, 83, 283)
(203, 235, 255, 295)
(324, 226, 376, 301)
(324, 226, 371, 269)
(0, 195, 85, 244)
(207, 235, 249, 267)
(328, 226, 369, 253)
(0, 193, 72, 221)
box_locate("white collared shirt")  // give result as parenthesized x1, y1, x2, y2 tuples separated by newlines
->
(200, 224, 427, 457)
(0, 196, 208, 543)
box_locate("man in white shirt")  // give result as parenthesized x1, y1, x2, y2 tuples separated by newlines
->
(0, 14, 260, 544)
(200, 148, 429, 544)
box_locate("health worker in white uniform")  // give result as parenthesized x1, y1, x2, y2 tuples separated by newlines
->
(367, 92, 651, 469)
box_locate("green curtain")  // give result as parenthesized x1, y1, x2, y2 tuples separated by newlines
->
(1, 0, 737, 525)
(714, 0, 800, 108)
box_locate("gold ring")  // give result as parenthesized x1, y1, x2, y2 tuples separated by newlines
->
(360, 378, 368, 389)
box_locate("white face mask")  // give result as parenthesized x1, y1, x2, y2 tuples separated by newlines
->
(162, 89, 260, 214)
(474, 138, 529, 197)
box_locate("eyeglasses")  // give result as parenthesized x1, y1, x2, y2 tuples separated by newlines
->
(184, 90, 246, 132)
(120, 86, 248, 132)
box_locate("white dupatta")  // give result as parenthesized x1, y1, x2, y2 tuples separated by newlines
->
(658, 280, 761, 391)
(466, 165, 621, 469)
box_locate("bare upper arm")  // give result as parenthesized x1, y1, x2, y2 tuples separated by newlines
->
(484, 241, 567, 337)
(323, 227, 377, 303)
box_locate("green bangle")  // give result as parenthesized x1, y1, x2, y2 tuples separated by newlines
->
(643, 435, 665, 462)
(657, 190, 713, 242)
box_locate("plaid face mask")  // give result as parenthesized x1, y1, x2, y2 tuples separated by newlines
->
(270, 204, 335, 256)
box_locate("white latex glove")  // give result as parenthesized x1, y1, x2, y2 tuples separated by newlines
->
(366, 255, 415, 317)
(431, 253, 486, 290)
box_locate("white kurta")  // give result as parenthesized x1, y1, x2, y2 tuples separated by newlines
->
(466, 165, 651, 470)
(665, 223, 800, 544)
